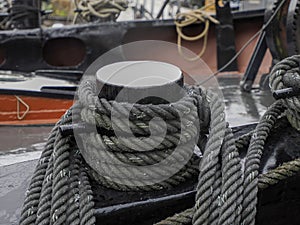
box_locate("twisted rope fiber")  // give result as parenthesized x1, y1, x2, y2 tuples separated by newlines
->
(155, 156, 300, 225)
(269, 54, 300, 130)
(73, 0, 128, 23)
(19, 76, 209, 224)
(77, 78, 207, 191)
(240, 102, 285, 225)
(157, 56, 300, 225)
(175, 3, 219, 61)
(155, 208, 194, 225)
(156, 101, 288, 225)
(0, 3, 38, 30)
(20, 105, 95, 225)
(20, 55, 300, 225)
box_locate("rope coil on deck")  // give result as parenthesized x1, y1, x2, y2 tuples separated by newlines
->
(19, 107, 95, 225)
(76, 78, 209, 191)
(73, 0, 128, 23)
(19, 77, 211, 224)
(269, 55, 300, 130)
(20, 56, 300, 225)
(155, 55, 300, 225)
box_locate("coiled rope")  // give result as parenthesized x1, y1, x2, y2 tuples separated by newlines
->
(20, 56, 300, 225)
(73, 0, 128, 23)
(269, 55, 300, 130)
(76, 79, 206, 191)
(0, 0, 9, 29)
(175, 5, 219, 61)
(155, 56, 300, 225)
(0, 3, 38, 30)
(19, 106, 95, 225)
(19, 77, 210, 224)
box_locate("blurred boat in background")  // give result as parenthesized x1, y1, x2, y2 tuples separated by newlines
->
(0, 71, 75, 125)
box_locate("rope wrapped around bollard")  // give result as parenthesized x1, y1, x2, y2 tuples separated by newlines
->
(19, 59, 300, 225)
(19, 61, 211, 225)
(76, 78, 205, 191)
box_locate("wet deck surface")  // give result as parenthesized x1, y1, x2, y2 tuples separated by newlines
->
(0, 77, 275, 225)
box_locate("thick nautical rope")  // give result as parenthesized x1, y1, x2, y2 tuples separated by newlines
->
(73, 0, 128, 23)
(19, 106, 95, 225)
(269, 54, 300, 130)
(156, 56, 300, 225)
(155, 157, 300, 225)
(75, 78, 209, 191)
(20, 56, 300, 225)
(0, 0, 9, 13)
(155, 101, 286, 225)
(175, 5, 219, 61)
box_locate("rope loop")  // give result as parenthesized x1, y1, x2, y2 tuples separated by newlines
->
(75, 78, 209, 191)
(20, 56, 300, 225)
(73, 0, 128, 23)
(269, 55, 300, 130)
(175, 5, 219, 61)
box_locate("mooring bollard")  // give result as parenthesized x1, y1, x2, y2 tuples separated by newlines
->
(60, 61, 187, 136)
(96, 61, 184, 104)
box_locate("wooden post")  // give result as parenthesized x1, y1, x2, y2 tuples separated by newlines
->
(96, 61, 184, 104)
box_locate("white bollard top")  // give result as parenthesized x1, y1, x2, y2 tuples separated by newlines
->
(96, 61, 182, 87)
(96, 61, 184, 104)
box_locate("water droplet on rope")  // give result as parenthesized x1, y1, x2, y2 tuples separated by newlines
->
(60, 169, 67, 178)
(74, 194, 80, 202)
(186, 121, 193, 127)
(265, 115, 272, 121)
(187, 89, 195, 96)
(252, 132, 258, 139)
(88, 105, 96, 110)
(129, 157, 143, 163)
(52, 210, 58, 222)
(136, 112, 146, 119)
(184, 108, 191, 114)
(27, 206, 34, 216)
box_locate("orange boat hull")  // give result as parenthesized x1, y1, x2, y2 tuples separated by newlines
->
(0, 94, 73, 125)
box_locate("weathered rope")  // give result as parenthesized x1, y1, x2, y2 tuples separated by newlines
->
(155, 101, 294, 225)
(258, 158, 300, 189)
(0, 0, 9, 29)
(240, 101, 285, 225)
(155, 207, 194, 225)
(175, 4, 219, 61)
(155, 157, 300, 225)
(20, 56, 300, 225)
(156, 56, 300, 225)
(73, 0, 128, 23)
(76, 78, 207, 191)
(269, 54, 300, 130)
(19, 106, 96, 225)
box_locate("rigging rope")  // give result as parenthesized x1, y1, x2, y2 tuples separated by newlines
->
(20, 56, 300, 225)
(175, 4, 219, 61)
(73, 0, 128, 23)
(76, 79, 208, 191)
(269, 55, 300, 130)
(155, 55, 300, 225)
